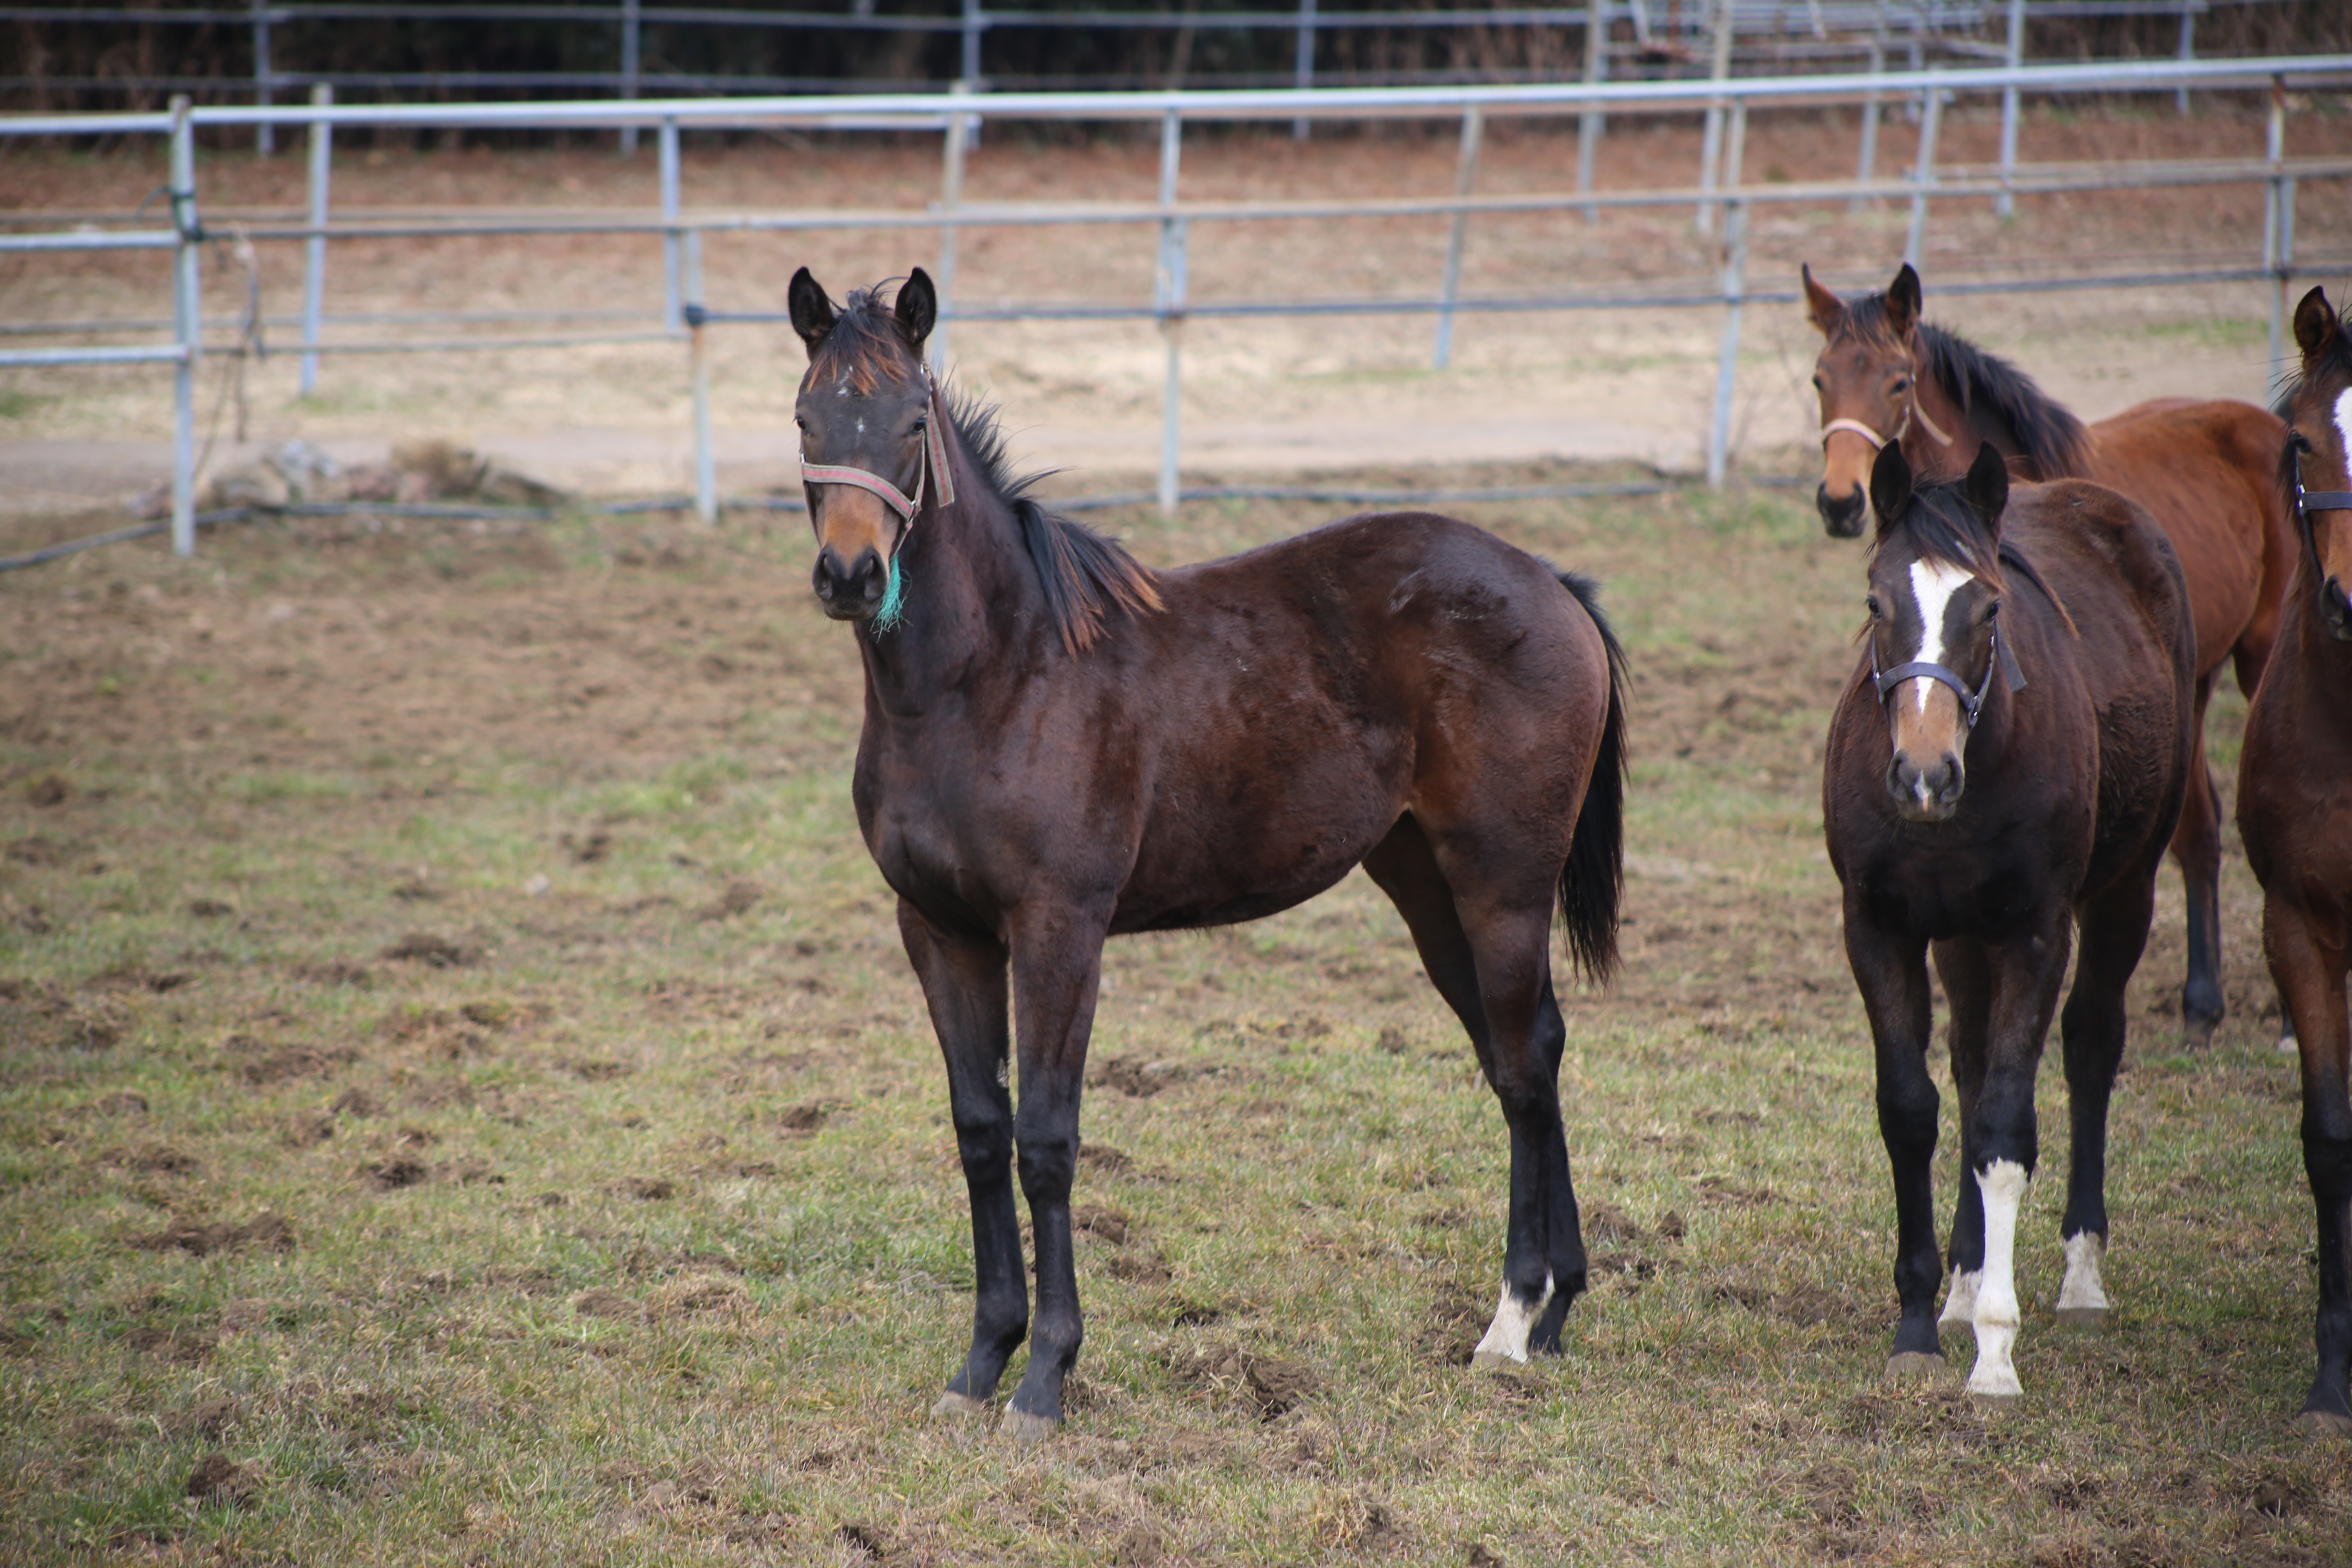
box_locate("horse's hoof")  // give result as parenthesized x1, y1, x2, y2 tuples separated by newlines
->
(2053, 1305, 2109, 1329)
(2292, 1407, 2352, 1438)
(1470, 1348, 1526, 1374)
(1884, 1352, 1946, 1379)
(931, 1392, 989, 1419)
(1967, 1389, 2022, 1410)
(999, 1408, 1059, 1444)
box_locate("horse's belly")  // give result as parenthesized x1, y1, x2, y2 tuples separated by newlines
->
(1113, 783, 1403, 933)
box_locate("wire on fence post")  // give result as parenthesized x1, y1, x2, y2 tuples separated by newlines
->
(1292, 0, 1316, 141)
(1708, 100, 1747, 488)
(1432, 104, 1483, 371)
(1156, 108, 1185, 519)
(1996, 0, 2024, 219)
(170, 95, 201, 558)
(936, 83, 971, 376)
(2176, 0, 2195, 117)
(1852, 35, 1882, 214)
(1903, 74, 1943, 272)
(251, 0, 274, 157)
(299, 83, 332, 396)
(620, 0, 641, 156)
(659, 118, 682, 337)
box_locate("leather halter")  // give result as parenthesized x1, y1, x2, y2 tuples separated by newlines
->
(1869, 611, 2027, 731)
(2289, 435, 2352, 584)
(1820, 360, 1956, 453)
(798, 378, 957, 528)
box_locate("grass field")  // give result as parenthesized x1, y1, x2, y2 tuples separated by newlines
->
(0, 476, 2342, 1566)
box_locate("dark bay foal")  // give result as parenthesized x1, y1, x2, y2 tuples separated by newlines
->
(788, 268, 1628, 1439)
(2237, 285, 2352, 1433)
(1824, 443, 2192, 1398)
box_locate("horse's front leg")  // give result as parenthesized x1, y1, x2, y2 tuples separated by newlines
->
(2265, 895, 2352, 1432)
(2053, 877, 2158, 1328)
(898, 902, 1023, 1417)
(1962, 913, 2072, 1400)
(1844, 900, 1943, 1374)
(1001, 902, 1114, 1441)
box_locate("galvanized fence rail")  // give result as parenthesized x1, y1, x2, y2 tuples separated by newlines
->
(3, 52, 2348, 555)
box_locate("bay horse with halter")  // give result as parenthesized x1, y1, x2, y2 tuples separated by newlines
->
(1803, 262, 2296, 1043)
(787, 267, 1629, 1439)
(2236, 285, 2352, 1433)
(1824, 441, 2192, 1399)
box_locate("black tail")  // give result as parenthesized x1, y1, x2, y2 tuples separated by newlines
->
(1557, 570, 1628, 986)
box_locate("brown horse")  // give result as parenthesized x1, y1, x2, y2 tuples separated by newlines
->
(787, 267, 1629, 1438)
(1803, 262, 2296, 1042)
(1824, 441, 2192, 1397)
(2236, 285, 2352, 1433)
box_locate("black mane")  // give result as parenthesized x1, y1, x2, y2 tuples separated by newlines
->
(1915, 323, 2093, 481)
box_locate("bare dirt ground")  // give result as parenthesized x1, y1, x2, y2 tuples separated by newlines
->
(4, 99, 2346, 515)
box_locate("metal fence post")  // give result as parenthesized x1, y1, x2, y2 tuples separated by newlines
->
(1708, 100, 1747, 487)
(1693, 0, 1733, 234)
(169, 96, 201, 557)
(251, 0, 274, 156)
(963, 0, 984, 91)
(299, 83, 331, 396)
(687, 234, 715, 523)
(1432, 105, 1483, 370)
(2176, 0, 2195, 117)
(1996, 0, 2024, 218)
(659, 117, 681, 335)
(1903, 76, 1943, 271)
(620, 0, 641, 156)
(1156, 108, 1185, 517)
(1853, 36, 1882, 214)
(935, 85, 971, 375)
(2265, 76, 2286, 371)
(1577, 0, 1607, 224)
(1293, 0, 1316, 140)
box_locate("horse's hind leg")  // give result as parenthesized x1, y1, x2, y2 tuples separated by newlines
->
(2174, 671, 2227, 1042)
(2053, 877, 2157, 1330)
(1364, 817, 1586, 1366)
(898, 902, 1024, 1418)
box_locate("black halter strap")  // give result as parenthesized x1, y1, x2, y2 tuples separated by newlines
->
(1870, 621, 2023, 731)
(2290, 438, 2352, 583)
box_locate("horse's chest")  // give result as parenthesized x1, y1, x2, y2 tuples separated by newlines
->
(1855, 839, 2049, 942)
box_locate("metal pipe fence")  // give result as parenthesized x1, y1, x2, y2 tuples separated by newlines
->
(3, 52, 2348, 553)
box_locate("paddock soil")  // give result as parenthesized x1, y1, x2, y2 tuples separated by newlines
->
(0, 476, 2340, 1565)
(4, 98, 2348, 513)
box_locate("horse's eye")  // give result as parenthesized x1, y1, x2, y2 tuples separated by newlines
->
(910, 418, 927, 434)
(1891, 376, 1910, 392)
(1983, 601, 2001, 623)
(1866, 596, 1882, 619)
(1811, 375, 1824, 391)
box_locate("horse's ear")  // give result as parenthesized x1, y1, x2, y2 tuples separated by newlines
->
(788, 267, 837, 355)
(1801, 263, 1844, 338)
(895, 269, 938, 353)
(1962, 441, 2009, 536)
(1869, 441, 1914, 536)
(2293, 285, 2338, 363)
(1884, 263, 1922, 336)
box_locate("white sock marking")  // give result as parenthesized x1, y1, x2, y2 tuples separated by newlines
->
(1939, 1267, 1980, 1330)
(1472, 1271, 1556, 1365)
(2056, 1231, 2109, 1314)
(1968, 1159, 2027, 1397)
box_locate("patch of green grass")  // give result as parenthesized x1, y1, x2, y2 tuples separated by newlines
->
(0, 488, 2338, 1564)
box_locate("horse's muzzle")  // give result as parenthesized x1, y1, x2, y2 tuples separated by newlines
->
(1887, 751, 1964, 822)
(813, 544, 889, 621)
(2323, 575, 2352, 642)
(1817, 483, 1867, 539)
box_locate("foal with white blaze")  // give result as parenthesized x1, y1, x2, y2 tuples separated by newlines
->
(1824, 443, 2193, 1398)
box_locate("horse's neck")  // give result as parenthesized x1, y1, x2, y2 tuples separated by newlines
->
(1905, 357, 2010, 481)
(856, 457, 1036, 708)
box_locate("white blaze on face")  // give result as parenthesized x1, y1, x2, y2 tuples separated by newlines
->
(1904, 559, 1976, 713)
(2334, 386, 2352, 460)
(1471, 1271, 1556, 1366)
(1967, 1159, 2028, 1398)
(2056, 1231, 2109, 1314)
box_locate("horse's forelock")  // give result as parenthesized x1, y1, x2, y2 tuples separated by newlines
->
(1875, 484, 2008, 596)
(808, 288, 922, 396)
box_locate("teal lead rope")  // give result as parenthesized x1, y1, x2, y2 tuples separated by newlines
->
(871, 555, 908, 634)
